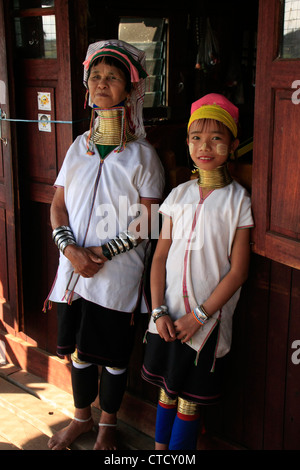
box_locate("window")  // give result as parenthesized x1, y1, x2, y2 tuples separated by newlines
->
(13, 0, 57, 59)
(280, 0, 300, 58)
(13, 0, 54, 6)
(118, 18, 168, 109)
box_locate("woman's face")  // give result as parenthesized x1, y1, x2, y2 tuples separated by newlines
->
(87, 61, 130, 109)
(187, 119, 239, 170)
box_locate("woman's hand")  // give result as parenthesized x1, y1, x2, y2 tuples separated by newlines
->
(64, 245, 105, 278)
(50, 187, 110, 278)
(174, 312, 201, 343)
(155, 315, 177, 342)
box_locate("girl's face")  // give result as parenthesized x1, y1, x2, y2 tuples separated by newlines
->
(88, 61, 130, 109)
(187, 119, 239, 171)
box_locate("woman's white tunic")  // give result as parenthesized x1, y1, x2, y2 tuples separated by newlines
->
(49, 132, 164, 313)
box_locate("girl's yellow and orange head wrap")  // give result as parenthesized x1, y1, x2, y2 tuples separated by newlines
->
(187, 93, 239, 138)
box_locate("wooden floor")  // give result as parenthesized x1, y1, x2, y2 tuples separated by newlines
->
(0, 362, 244, 453)
(0, 363, 154, 451)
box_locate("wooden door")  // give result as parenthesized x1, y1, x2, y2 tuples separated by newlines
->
(15, 0, 88, 353)
(15, 0, 73, 351)
(0, 0, 22, 334)
(252, 0, 300, 269)
(0, 0, 88, 357)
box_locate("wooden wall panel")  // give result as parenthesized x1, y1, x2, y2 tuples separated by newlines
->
(271, 90, 300, 238)
(24, 87, 57, 184)
(206, 254, 271, 449)
(284, 268, 300, 450)
(263, 262, 292, 449)
(239, 255, 270, 449)
(199, 254, 300, 450)
(0, 143, 3, 178)
(0, 206, 8, 304)
(252, 0, 300, 269)
(0, 205, 18, 331)
(22, 201, 59, 353)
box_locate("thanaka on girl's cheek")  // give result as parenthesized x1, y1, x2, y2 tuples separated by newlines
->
(216, 143, 229, 156)
(189, 142, 194, 155)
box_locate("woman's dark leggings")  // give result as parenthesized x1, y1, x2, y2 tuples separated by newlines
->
(71, 362, 128, 413)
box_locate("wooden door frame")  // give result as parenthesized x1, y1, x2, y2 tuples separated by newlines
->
(0, 0, 23, 335)
(252, 0, 300, 269)
(0, 0, 89, 392)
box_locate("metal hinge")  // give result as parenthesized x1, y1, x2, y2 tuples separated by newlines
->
(0, 108, 8, 145)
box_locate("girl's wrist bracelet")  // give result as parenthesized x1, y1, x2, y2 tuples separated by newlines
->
(192, 304, 210, 326)
(151, 305, 169, 323)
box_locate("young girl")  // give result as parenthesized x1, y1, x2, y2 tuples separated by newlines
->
(142, 93, 254, 450)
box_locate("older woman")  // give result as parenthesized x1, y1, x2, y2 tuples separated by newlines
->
(46, 39, 164, 450)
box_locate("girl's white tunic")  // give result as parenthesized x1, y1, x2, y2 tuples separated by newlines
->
(148, 179, 254, 358)
(49, 131, 165, 313)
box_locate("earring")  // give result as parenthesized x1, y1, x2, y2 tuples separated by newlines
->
(125, 96, 131, 108)
(192, 163, 199, 174)
(84, 89, 89, 109)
